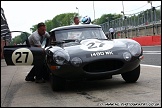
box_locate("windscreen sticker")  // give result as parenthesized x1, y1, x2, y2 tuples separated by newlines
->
(12, 48, 33, 65)
(80, 39, 114, 51)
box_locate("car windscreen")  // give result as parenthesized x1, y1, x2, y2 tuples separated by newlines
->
(55, 27, 107, 41)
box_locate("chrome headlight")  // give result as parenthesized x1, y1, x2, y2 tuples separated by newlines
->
(53, 50, 70, 65)
(71, 57, 82, 67)
(123, 52, 131, 61)
(127, 43, 142, 56)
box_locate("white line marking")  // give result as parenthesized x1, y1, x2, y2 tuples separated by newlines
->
(143, 51, 161, 54)
(143, 51, 161, 52)
(141, 64, 161, 68)
(142, 45, 161, 47)
(143, 53, 161, 54)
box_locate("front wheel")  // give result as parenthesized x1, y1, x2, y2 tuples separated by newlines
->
(50, 74, 66, 91)
(121, 65, 140, 83)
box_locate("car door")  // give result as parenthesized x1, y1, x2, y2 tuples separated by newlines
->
(3, 31, 45, 66)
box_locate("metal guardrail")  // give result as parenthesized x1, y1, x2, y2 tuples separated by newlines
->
(100, 5, 161, 38)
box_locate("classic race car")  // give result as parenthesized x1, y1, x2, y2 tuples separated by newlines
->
(3, 24, 143, 91)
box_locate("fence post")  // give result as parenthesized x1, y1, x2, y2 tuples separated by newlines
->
(100, 5, 160, 38)
(152, 7, 156, 35)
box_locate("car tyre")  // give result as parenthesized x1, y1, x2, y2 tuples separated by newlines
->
(121, 65, 140, 83)
(50, 74, 66, 91)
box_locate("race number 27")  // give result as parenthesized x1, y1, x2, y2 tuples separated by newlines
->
(12, 48, 33, 65)
(15, 52, 29, 63)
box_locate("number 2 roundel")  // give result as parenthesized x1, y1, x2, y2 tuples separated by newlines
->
(12, 48, 33, 65)
(80, 39, 114, 51)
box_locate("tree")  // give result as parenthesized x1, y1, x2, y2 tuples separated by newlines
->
(30, 12, 79, 33)
(9, 32, 31, 45)
(45, 20, 54, 32)
(93, 13, 122, 25)
(30, 25, 37, 33)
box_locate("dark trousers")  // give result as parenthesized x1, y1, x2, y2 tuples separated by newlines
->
(27, 63, 49, 80)
(111, 32, 114, 39)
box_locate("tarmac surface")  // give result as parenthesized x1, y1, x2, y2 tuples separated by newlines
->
(1, 59, 161, 107)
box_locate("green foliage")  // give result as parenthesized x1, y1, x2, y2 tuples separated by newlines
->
(10, 6, 160, 45)
(30, 12, 79, 33)
(45, 20, 53, 32)
(10, 32, 31, 45)
(93, 14, 122, 25)
(30, 25, 37, 33)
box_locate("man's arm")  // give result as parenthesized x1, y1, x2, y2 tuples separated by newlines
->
(31, 34, 42, 47)
(45, 32, 50, 38)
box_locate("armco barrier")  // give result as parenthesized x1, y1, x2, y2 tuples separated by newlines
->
(131, 35, 161, 46)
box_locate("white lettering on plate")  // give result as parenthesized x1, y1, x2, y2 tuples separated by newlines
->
(90, 51, 113, 57)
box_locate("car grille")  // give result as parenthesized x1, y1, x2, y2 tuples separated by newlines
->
(83, 60, 124, 72)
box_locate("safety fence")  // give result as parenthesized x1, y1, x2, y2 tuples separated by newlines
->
(100, 5, 161, 39)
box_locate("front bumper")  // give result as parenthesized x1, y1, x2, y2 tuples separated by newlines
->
(50, 56, 141, 80)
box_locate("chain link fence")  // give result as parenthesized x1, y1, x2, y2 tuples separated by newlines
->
(100, 5, 161, 38)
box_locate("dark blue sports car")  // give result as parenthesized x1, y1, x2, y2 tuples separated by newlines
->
(3, 24, 143, 91)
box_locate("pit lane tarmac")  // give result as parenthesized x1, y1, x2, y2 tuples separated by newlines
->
(1, 59, 161, 107)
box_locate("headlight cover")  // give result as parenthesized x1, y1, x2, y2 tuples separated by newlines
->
(127, 43, 142, 56)
(71, 57, 82, 67)
(123, 52, 132, 61)
(53, 50, 70, 65)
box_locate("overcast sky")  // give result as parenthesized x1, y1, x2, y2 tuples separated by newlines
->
(1, 1, 161, 34)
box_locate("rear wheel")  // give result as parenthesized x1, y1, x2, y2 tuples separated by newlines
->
(50, 74, 66, 91)
(121, 65, 140, 83)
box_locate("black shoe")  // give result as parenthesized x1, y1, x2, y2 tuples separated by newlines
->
(25, 76, 35, 82)
(35, 78, 46, 83)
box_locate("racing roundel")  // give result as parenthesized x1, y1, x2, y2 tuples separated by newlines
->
(80, 39, 114, 51)
(12, 48, 33, 65)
